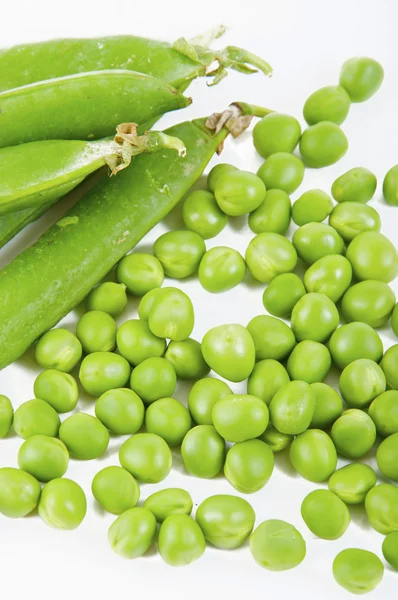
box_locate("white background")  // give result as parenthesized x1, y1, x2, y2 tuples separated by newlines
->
(0, 0, 397, 598)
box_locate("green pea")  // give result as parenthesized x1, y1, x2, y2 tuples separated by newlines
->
(252, 113, 301, 158)
(38, 478, 86, 530)
(270, 380, 315, 435)
(341, 280, 396, 328)
(148, 287, 194, 341)
(92, 466, 140, 515)
(164, 338, 209, 380)
(59, 412, 109, 460)
(293, 222, 345, 265)
(329, 202, 381, 242)
(207, 163, 238, 193)
(382, 531, 398, 571)
(138, 288, 163, 321)
(212, 394, 269, 443)
(33, 370, 78, 413)
(346, 231, 398, 283)
(76, 310, 117, 353)
(247, 359, 290, 405)
(79, 352, 130, 397)
(108, 507, 157, 558)
(248, 189, 292, 235)
(119, 433, 172, 483)
(86, 282, 127, 316)
(380, 344, 398, 390)
(153, 230, 205, 279)
(224, 439, 274, 493)
(35, 328, 82, 372)
(301, 489, 350, 540)
(299, 122, 348, 168)
(309, 383, 343, 429)
(144, 488, 193, 523)
(383, 165, 398, 206)
(247, 315, 296, 361)
(250, 519, 306, 571)
(246, 232, 297, 283)
(365, 483, 398, 534)
(116, 252, 164, 296)
(340, 56, 384, 102)
(393, 303, 398, 336)
(292, 189, 334, 226)
(328, 463, 377, 504)
(377, 432, 398, 481)
(339, 359, 386, 409)
(368, 391, 398, 437)
(95, 388, 144, 435)
(257, 152, 304, 194)
(332, 167, 377, 204)
(130, 357, 176, 405)
(303, 85, 351, 125)
(290, 429, 337, 482)
(116, 319, 166, 366)
(287, 340, 331, 384)
(196, 494, 255, 549)
(181, 425, 225, 478)
(329, 322, 384, 370)
(182, 190, 227, 239)
(262, 273, 306, 319)
(13, 399, 60, 439)
(18, 435, 69, 482)
(198, 246, 246, 293)
(145, 397, 192, 446)
(331, 409, 376, 459)
(188, 377, 232, 425)
(202, 324, 255, 383)
(158, 514, 206, 567)
(0, 467, 41, 518)
(304, 254, 352, 302)
(291, 293, 339, 343)
(214, 170, 266, 216)
(258, 423, 293, 452)
(0, 394, 13, 438)
(333, 549, 384, 594)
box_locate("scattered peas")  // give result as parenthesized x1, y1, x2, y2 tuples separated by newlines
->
(144, 488, 193, 523)
(116, 252, 164, 296)
(158, 514, 206, 567)
(224, 439, 274, 493)
(301, 489, 350, 539)
(262, 273, 306, 318)
(292, 189, 334, 226)
(0, 394, 13, 438)
(59, 413, 109, 460)
(130, 357, 176, 405)
(290, 429, 337, 482)
(293, 222, 345, 265)
(340, 56, 384, 102)
(383, 164, 398, 206)
(18, 435, 69, 482)
(116, 319, 166, 365)
(198, 246, 246, 293)
(329, 201, 381, 242)
(202, 324, 255, 383)
(0, 467, 41, 518)
(35, 328, 82, 373)
(333, 549, 384, 595)
(331, 409, 376, 459)
(181, 425, 225, 479)
(33, 369, 78, 413)
(246, 232, 297, 283)
(76, 310, 117, 353)
(95, 388, 144, 435)
(79, 352, 130, 397)
(303, 85, 351, 125)
(188, 377, 232, 425)
(299, 121, 348, 168)
(13, 399, 60, 440)
(329, 322, 384, 370)
(182, 190, 227, 239)
(250, 519, 306, 571)
(119, 433, 172, 483)
(38, 478, 87, 530)
(214, 170, 266, 216)
(257, 152, 304, 194)
(212, 394, 269, 443)
(86, 282, 127, 316)
(287, 340, 331, 384)
(248, 189, 292, 235)
(328, 463, 377, 504)
(269, 380, 315, 435)
(145, 397, 192, 446)
(252, 113, 301, 158)
(247, 315, 296, 361)
(153, 230, 205, 279)
(92, 466, 140, 515)
(196, 494, 255, 549)
(108, 507, 156, 558)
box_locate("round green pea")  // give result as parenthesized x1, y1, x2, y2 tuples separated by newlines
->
(252, 113, 301, 158)
(116, 319, 166, 366)
(164, 338, 209, 380)
(270, 380, 315, 435)
(339, 359, 386, 408)
(291, 293, 339, 343)
(207, 163, 238, 193)
(153, 230, 205, 279)
(144, 488, 193, 522)
(377, 432, 398, 481)
(76, 310, 117, 353)
(250, 519, 306, 571)
(198, 246, 246, 293)
(258, 423, 293, 452)
(214, 170, 266, 216)
(340, 56, 384, 102)
(188, 377, 232, 425)
(329, 322, 384, 370)
(224, 439, 274, 493)
(393, 303, 398, 336)
(138, 288, 163, 321)
(145, 397, 192, 446)
(287, 340, 331, 384)
(0, 394, 13, 438)
(301, 489, 350, 540)
(79, 352, 130, 397)
(346, 231, 398, 283)
(92, 466, 140, 515)
(368, 390, 398, 437)
(380, 344, 398, 390)
(303, 85, 351, 125)
(86, 282, 127, 316)
(304, 254, 352, 302)
(247, 359, 290, 405)
(246, 232, 297, 283)
(332, 167, 377, 204)
(196, 494, 255, 549)
(39, 478, 86, 530)
(35, 328, 82, 372)
(247, 315, 296, 361)
(257, 153, 304, 194)
(262, 273, 306, 319)
(181, 425, 225, 478)
(341, 280, 396, 328)
(130, 357, 176, 404)
(182, 190, 227, 239)
(290, 429, 337, 482)
(248, 189, 291, 235)
(13, 399, 60, 440)
(108, 507, 156, 558)
(365, 483, 398, 534)
(292, 189, 334, 226)
(158, 514, 206, 567)
(329, 201, 381, 242)
(382, 531, 398, 571)
(299, 121, 348, 168)
(116, 252, 164, 296)
(0, 467, 41, 518)
(18, 435, 69, 482)
(33, 370, 78, 413)
(309, 383, 343, 429)
(148, 287, 194, 341)
(293, 222, 345, 265)
(333, 548, 384, 595)
(383, 165, 398, 206)
(59, 413, 109, 460)
(119, 433, 172, 483)
(331, 409, 376, 459)
(202, 324, 255, 383)
(212, 394, 269, 443)
(329, 463, 377, 504)
(95, 388, 144, 435)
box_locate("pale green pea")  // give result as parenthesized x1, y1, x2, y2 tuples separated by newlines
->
(76, 310, 117, 353)
(148, 287, 194, 341)
(258, 423, 293, 452)
(329, 322, 384, 370)
(34, 370, 78, 413)
(262, 273, 305, 319)
(86, 282, 127, 316)
(198, 246, 246, 293)
(119, 433, 172, 483)
(292, 189, 334, 226)
(13, 399, 60, 440)
(290, 429, 337, 482)
(38, 478, 87, 530)
(257, 153, 304, 194)
(332, 167, 377, 204)
(0, 467, 41, 518)
(202, 324, 255, 383)
(145, 397, 192, 446)
(95, 388, 144, 435)
(331, 409, 376, 459)
(252, 113, 301, 158)
(0, 395, 13, 438)
(153, 230, 205, 279)
(246, 232, 297, 283)
(380, 344, 398, 390)
(144, 488, 193, 523)
(164, 338, 209, 380)
(303, 85, 351, 125)
(18, 435, 69, 482)
(130, 357, 177, 405)
(292, 222, 345, 265)
(35, 328, 82, 372)
(329, 202, 381, 242)
(207, 163, 238, 193)
(196, 494, 255, 549)
(339, 359, 386, 408)
(224, 439, 274, 493)
(181, 425, 225, 479)
(382, 532, 398, 571)
(248, 189, 291, 235)
(376, 432, 398, 481)
(158, 514, 206, 567)
(340, 57, 384, 102)
(287, 341, 331, 384)
(365, 483, 398, 534)
(368, 390, 398, 437)
(341, 280, 396, 328)
(188, 377, 232, 425)
(92, 466, 140, 515)
(247, 315, 296, 361)
(328, 463, 377, 504)
(116, 252, 164, 296)
(108, 507, 157, 558)
(79, 352, 131, 397)
(59, 413, 109, 460)
(247, 359, 290, 405)
(269, 380, 315, 435)
(346, 231, 398, 283)
(250, 519, 306, 571)
(291, 293, 339, 343)
(116, 319, 166, 366)
(304, 254, 352, 302)
(212, 394, 269, 443)
(309, 383, 343, 429)
(299, 122, 348, 168)
(333, 549, 384, 595)
(182, 190, 228, 239)
(383, 165, 398, 206)
(138, 288, 163, 321)
(301, 489, 350, 539)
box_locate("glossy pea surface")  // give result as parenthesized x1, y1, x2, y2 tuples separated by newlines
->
(333, 549, 384, 595)
(328, 463, 376, 504)
(247, 359, 290, 405)
(248, 189, 291, 235)
(181, 425, 225, 479)
(18, 435, 69, 482)
(153, 230, 205, 279)
(182, 190, 227, 239)
(291, 293, 339, 343)
(116, 252, 164, 296)
(368, 390, 398, 437)
(35, 328, 82, 372)
(287, 340, 331, 384)
(224, 439, 274, 493)
(39, 478, 86, 530)
(214, 170, 266, 216)
(341, 280, 396, 328)
(301, 489, 350, 539)
(303, 85, 351, 125)
(59, 413, 109, 460)
(119, 433, 172, 483)
(130, 357, 176, 405)
(202, 324, 255, 383)
(95, 388, 144, 435)
(340, 57, 384, 102)
(332, 167, 377, 204)
(0, 394, 13, 438)
(198, 246, 246, 293)
(290, 429, 337, 482)
(329, 322, 383, 369)
(292, 189, 334, 226)
(331, 409, 376, 458)
(309, 383, 343, 429)
(293, 222, 345, 265)
(380, 344, 398, 390)
(158, 514, 206, 567)
(262, 273, 306, 318)
(212, 394, 269, 443)
(76, 310, 117, 354)
(144, 488, 193, 523)
(108, 507, 156, 558)
(0, 467, 41, 518)
(196, 494, 255, 549)
(257, 152, 304, 194)
(86, 282, 127, 316)
(252, 113, 301, 158)
(247, 315, 296, 361)
(148, 287, 194, 341)
(250, 519, 306, 571)
(145, 397, 192, 446)
(207, 163, 238, 193)
(79, 352, 130, 397)
(13, 399, 60, 439)
(304, 254, 352, 302)
(188, 377, 232, 425)
(34, 370, 78, 413)
(299, 122, 348, 168)
(116, 319, 166, 366)
(346, 231, 398, 283)
(246, 232, 297, 283)
(165, 338, 209, 380)
(376, 432, 398, 481)
(365, 483, 398, 534)
(270, 381, 315, 435)
(383, 165, 398, 206)
(329, 202, 381, 242)
(92, 466, 140, 515)
(339, 359, 386, 408)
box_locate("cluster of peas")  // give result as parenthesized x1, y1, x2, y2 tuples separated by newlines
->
(1, 55, 398, 593)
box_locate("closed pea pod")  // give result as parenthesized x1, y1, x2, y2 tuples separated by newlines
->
(304, 254, 352, 302)
(269, 380, 315, 435)
(341, 280, 396, 328)
(331, 409, 376, 459)
(290, 429, 337, 482)
(144, 488, 193, 522)
(247, 315, 296, 361)
(224, 439, 274, 493)
(329, 202, 381, 242)
(328, 463, 377, 504)
(108, 507, 156, 559)
(339, 56, 384, 102)
(212, 394, 269, 442)
(252, 112, 301, 158)
(164, 338, 209, 380)
(303, 85, 351, 125)
(383, 165, 398, 206)
(292, 189, 334, 226)
(333, 549, 384, 595)
(332, 167, 377, 204)
(262, 273, 305, 319)
(299, 122, 348, 168)
(196, 494, 255, 549)
(0, 467, 41, 518)
(248, 189, 291, 235)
